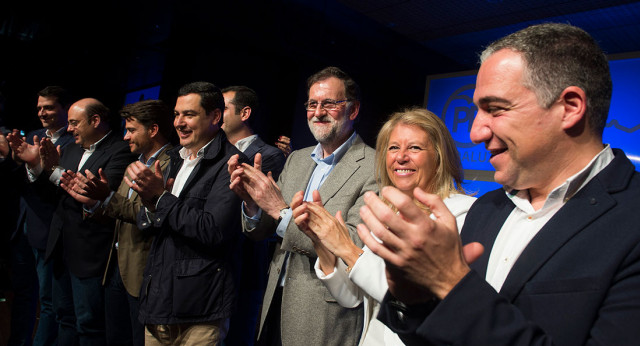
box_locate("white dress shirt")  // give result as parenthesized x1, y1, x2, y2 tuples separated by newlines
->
(486, 145, 614, 291)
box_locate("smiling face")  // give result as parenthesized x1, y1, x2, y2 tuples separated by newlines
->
(306, 77, 357, 152)
(470, 49, 563, 191)
(123, 117, 153, 155)
(36, 96, 67, 131)
(174, 93, 220, 157)
(67, 106, 96, 148)
(385, 123, 437, 196)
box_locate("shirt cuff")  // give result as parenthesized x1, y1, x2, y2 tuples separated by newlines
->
(275, 208, 292, 238)
(241, 203, 262, 229)
(27, 163, 44, 182)
(47, 166, 64, 185)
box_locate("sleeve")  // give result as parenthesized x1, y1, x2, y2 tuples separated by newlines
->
(138, 156, 244, 248)
(349, 247, 389, 303)
(315, 257, 364, 308)
(101, 146, 137, 191)
(242, 149, 297, 242)
(380, 244, 640, 346)
(102, 186, 139, 223)
(280, 147, 379, 258)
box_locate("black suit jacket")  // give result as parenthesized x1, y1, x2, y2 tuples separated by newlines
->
(380, 149, 640, 345)
(46, 131, 136, 278)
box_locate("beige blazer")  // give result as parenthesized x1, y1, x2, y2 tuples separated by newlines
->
(243, 135, 378, 346)
(100, 145, 172, 296)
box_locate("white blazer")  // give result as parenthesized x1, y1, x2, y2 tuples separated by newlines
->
(316, 194, 477, 345)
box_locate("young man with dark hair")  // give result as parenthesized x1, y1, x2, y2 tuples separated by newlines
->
(126, 82, 248, 345)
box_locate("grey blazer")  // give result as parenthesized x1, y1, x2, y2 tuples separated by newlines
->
(243, 134, 378, 346)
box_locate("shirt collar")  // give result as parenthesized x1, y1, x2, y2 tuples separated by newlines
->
(507, 144, 614, 212)
(46, 127, 66, 141)
(179, 137, 215, 160)
(138, 143, 170, 166)
(85, 131, 111, 153)
(236, 134, 258, 153)
(310, 131, 357, 165)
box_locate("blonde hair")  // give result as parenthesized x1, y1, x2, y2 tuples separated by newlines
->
(375, 107, 467, 207)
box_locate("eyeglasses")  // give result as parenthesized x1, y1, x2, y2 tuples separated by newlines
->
(304, 99, 349, 111)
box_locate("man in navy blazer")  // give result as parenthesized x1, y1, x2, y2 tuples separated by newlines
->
(359, 23, 640, 345)
(221, 85, 286, 345)
(127, 81, 248, 345)
(4, 86, 75, 345)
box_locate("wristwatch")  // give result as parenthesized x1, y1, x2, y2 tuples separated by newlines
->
(277, 206, 289, 223)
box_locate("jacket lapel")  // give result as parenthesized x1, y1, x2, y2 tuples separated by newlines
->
(498, 150, 631, 301)
(126, 145, 173, 201)
(499, 182, 615, 300)
(318, 136, 365, 204)
(244, 137, 263, 162)
(78, 132, 114, 172)
(464, 192, 515, 279)
(174, 135, 222, 197)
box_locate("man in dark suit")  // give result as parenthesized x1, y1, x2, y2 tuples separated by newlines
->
(4, 86, 74, 345)
(221, 85, 286, 346)
(359, 23, 640, 345)
(59, 99, 175, 346)
(37, 98, 136, 345)
(126, 82, 248, 345)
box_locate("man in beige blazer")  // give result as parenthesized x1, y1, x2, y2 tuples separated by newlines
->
(228, 66, 378, 346)
(61, 99, 175, 346)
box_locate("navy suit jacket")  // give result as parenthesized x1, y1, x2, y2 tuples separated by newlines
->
(13, 127, 74, 249)
(237, 136, 286, 289)
(244, 136, 286, 179)
(380, 149, 640, 345)
(45, 131, 136, 278)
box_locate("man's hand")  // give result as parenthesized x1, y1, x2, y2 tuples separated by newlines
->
(291, 190, 339, 273)
(7, 132, 40, 166)
(124, 161, 167, 210)
(358, 186, 482, 303)
(293, 190, 363, 266)
(228, 152, 287, 219)
(73, 169, 112, 202)
(275, 135, 291, 157)
(39, 137, 61, 171)
(60, 170, 98, 206)
(228, 153, 257, 213)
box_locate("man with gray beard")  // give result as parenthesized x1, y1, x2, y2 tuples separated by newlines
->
(228, 66, 377, 346)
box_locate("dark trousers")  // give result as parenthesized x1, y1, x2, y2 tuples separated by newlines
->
(255, 286, 282, 346)
(33, 247, 58, 346)
(105, 259, 144, 346)
(7, 229, 38, 346)
(225, 288, 264, 346)
(52, 260, 106, 346)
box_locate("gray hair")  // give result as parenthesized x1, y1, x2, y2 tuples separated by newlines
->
(480, 23, 612, 137)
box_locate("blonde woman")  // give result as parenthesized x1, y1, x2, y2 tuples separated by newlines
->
(292, 107, 476, 345)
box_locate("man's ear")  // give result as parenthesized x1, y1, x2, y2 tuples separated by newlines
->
(240, 107, 252, 122)
(559, 86, 587, 131)
(148, 124, 159, 138)
(90, 114, 101, 128)
(211, 109, 222, 126)
(348, 101, 360, 121)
